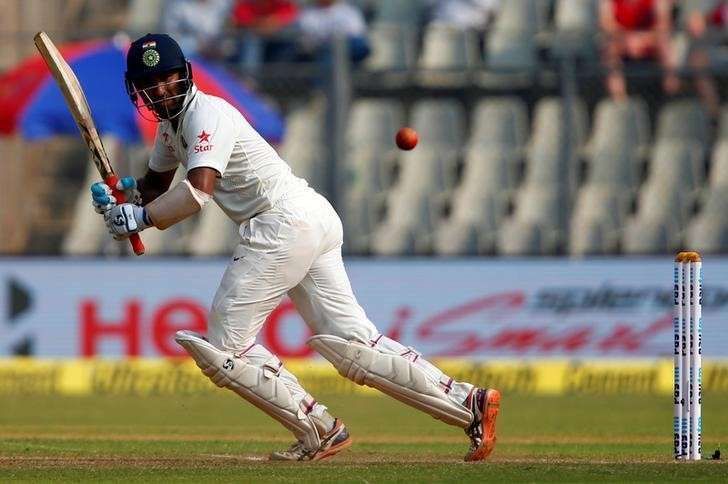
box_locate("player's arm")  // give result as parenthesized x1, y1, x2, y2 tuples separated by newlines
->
(99, 109, 230, 237)
(133, 166, 214, 231)
(186, 167, 217, 196)
(137, 167, 178, 205)
(141, 110, 232, 230)
(98, 169, 214, 239)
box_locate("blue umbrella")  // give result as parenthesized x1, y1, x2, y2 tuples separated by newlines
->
(0, 39, 285, 144)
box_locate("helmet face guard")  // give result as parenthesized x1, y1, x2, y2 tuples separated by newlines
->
(125, 62, 194, 122)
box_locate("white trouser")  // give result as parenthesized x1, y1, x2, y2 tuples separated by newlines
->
(208, 192, 472, 412)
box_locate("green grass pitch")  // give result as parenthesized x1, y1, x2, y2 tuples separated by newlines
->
(1, 391, 726, 482)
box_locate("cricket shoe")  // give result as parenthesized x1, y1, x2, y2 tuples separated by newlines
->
(463, 388, 501, 462)
(269, 419, 352, 461)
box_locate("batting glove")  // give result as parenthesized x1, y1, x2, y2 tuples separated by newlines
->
(104, 203, 152, 240)
(90, 177, 142, 214)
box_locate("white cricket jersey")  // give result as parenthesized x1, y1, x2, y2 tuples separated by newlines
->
(149, 85, 311, 224)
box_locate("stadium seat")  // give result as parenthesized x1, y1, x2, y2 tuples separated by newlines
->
(365, 23, 417, 71)
(370, 222, 416, 256)
(496, 97, 586, 254)
(347, 98, 404, 152)
(469, 97, 529, 152)
(719, 106, 728, 139)
(410, 99, 465, 151)
(373, 0, 428, 29)
(492, 0, 542, 34)
(708, 140, 728, 186)
(282, 99, 326, 147)
(522, 147, 571, 188)
(435, 191, 507, 255)
(459, 147, 517, 197)
(554, 0, 598, 33)
(523, 96, 587, 193)
(552, 0, 599, 58)
(371, 190, 431, 255)
(419, 24, 479, 71)
(697, 189, 728, 218)
(498, 186, 568, 255)
(485, 28, 537, 72)
(569, 185, 630, 255)
(340, 189, 379, 254)
(570, 217, 612, 256)
(647, 140, 705, 192)
(530, 97, 589, 154)
(588, 97, 651, 159)
(279, 99, 328, 195)
(433, 220, 481, 255)
(623, 139, 703, 254)
(637, 181, 691, 223)
(655, 99, 709, 149)
(622, 217, 674, 254)
(684, 140, 728, 253)
(396, 147, 456, 195)
(434, 149, 516, 255)
(372, 144, 457, 256)
(342, 147, 393, 195)
(624, 141, 704, 242)
(583, 149, 638, 190)
(686, 213, 728, 254)
(482, 0, 542, 84)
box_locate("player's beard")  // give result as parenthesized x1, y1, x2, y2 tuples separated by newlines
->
(133, 77, 192, 122)
(152, 95, 185, 120)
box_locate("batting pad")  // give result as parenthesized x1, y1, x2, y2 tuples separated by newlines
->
(175, 330, 322, 449)
(309, 334, 473, 428)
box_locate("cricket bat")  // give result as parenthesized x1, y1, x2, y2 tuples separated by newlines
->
(33, 31, 145, 255)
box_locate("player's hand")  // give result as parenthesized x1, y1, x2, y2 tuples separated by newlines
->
(90, 177, 142, 214)
(103, 203, 152, 240)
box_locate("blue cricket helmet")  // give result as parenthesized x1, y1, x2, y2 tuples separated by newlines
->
(125, 33, 194, 121)
(125, 33, 189, 81)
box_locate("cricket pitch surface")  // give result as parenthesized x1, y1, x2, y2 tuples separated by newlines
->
(1, 393, 726, 482)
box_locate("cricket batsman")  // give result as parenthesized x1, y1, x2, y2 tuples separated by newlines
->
(91, 33, 500, 462)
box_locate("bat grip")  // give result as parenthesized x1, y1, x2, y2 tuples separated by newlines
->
(105, 174, 146, 256)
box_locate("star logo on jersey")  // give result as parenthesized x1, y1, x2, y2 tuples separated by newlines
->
(197, 130, 211, 143)
(194, 130, 214, 153)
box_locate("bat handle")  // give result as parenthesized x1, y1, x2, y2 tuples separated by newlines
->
(105, 174, 146, 256)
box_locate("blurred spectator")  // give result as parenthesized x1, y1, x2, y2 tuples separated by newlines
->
(428, 0, 501, 32)
(231, 0, 300, 68)
(600, 0, 677, 100)
(682, 0, 728, 119)
(296, 0, 370, 64)
(233, 0, 298, 32)
(160, 0, 233, 58)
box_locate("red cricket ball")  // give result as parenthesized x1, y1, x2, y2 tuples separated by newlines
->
(396, 127, 418, 151)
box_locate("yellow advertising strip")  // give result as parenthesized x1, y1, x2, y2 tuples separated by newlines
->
(0, 358, 727, 397)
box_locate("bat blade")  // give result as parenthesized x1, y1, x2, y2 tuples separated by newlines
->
(34, 31, 145, 255)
